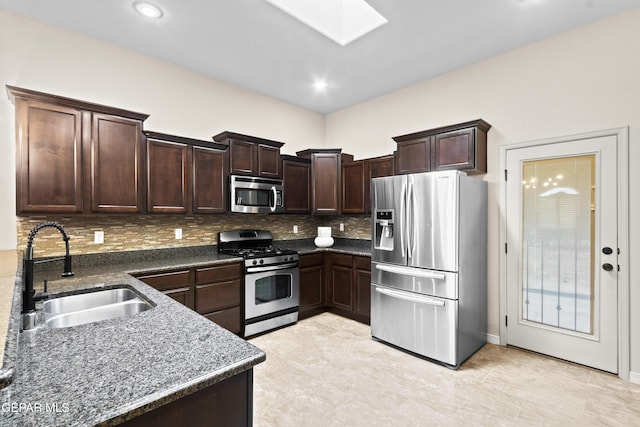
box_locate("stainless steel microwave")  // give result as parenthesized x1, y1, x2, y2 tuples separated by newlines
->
(230, 175, 284, 214)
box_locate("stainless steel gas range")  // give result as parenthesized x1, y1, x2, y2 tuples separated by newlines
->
(218, 230, 299, 337)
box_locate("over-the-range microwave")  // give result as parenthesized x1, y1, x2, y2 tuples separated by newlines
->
(229, 175, 284, 214)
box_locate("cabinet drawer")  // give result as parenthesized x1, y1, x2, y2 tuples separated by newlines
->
(354, 256, 371, 271)
(137, 270, 190, 291)
(195, 263, 242, 284)
(204, 306, 242, 334)
(195, 279, 241, 314)
(299, 253, 324, 268)
(331, 253, 353, 268)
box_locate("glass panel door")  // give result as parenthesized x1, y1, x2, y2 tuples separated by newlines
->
(521, 156, 595, 334)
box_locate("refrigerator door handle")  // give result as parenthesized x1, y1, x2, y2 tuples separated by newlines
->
(409, 179, 416, 258)
(375, 287, 445, 307)
(400, 179, 407, 259)
(375, 264, 446, 280)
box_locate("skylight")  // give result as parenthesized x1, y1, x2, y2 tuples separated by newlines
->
(264, 0, 388, 46)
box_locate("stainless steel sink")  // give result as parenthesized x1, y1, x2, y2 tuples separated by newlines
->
(43, 287, 153, 328)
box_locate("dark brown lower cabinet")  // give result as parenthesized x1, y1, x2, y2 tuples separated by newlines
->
(353, 256, 371, 323)
(121, 369, 253, 427)
(326, 253, 371, 325)
(135, 262, 243, 335)
(195, 264, 243, 334)
(299, 253, 325, 320)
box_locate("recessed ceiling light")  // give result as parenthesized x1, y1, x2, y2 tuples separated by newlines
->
(265, 0, 387, 46)
(133, 1, 163, 19)
(312, 79, 329, 92)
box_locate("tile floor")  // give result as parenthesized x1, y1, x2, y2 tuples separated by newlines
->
(250, 312, 640, 426)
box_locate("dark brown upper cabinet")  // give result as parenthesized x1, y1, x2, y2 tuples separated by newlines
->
(393, 119, 491, 175)
(341, 160, 366, 214)
(145, 131, 228, 214)
(341, 155, 395, 214)
(7, 85, 149, 214)
(296, 149, 354, 215)
(212, 131, 284, 179)
(90, 113, 145, 213)
(394, 136, 432, 175)
(282, 155, 311, 213)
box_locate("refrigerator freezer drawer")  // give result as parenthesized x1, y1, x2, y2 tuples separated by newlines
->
(371, 284, 457, 366)
(371, 262, 458, 299)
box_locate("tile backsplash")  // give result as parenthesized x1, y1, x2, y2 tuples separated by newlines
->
(17, 213, 372, 257)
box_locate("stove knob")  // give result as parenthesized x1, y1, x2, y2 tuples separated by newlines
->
(252, 260, 257, 265)
(259, 259, 264, 264)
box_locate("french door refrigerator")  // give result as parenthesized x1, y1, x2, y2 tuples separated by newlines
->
(370, 170, 487, 368)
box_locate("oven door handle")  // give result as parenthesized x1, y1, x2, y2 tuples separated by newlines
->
(246, 262, 299, 273)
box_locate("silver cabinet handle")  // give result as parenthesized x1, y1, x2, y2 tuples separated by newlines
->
(375, 264, 446, 280)
(375, 287, 445, 307)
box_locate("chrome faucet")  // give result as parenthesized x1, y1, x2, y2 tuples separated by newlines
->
(22, 222, 74, 329)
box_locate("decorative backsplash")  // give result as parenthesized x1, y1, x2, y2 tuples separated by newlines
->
(17, 214, 372, 257)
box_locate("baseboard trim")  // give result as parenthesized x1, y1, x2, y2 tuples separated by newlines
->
(630, 371, 640, 384)
(486, 334, 500, 345)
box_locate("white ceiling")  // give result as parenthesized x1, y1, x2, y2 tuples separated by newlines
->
(1, 0, 639, 114)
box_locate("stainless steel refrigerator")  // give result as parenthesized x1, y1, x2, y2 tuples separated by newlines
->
(370, 170, 487, 368)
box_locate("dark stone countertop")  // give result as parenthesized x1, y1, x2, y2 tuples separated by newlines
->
(0, 246, 264, 426)
(280, 238, 372, 257)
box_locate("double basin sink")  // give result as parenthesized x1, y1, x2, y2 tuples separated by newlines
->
(43, 287, 154, 329)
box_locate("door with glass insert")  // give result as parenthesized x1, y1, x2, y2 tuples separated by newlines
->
(505, 135, 618, 373)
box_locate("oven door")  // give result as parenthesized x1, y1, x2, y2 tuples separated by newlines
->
(245, 265, 299, 320)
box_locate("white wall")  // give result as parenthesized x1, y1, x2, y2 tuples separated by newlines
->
(326, 8, 640, 375)
(0, 9, 326, 250)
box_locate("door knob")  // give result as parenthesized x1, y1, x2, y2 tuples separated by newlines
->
(602, 263, 614, 272)
(602, 247, 613, 255)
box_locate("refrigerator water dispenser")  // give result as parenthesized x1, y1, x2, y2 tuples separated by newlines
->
(374, 210, 394, 251)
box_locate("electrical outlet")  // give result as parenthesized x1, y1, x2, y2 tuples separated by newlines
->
(339, 223, 345, 232)
(175, 228, 183, 240)
(293, 225, 298, 234)
(94, 231, 104, 244)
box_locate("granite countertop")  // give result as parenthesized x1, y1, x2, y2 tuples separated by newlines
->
(0, 239, 370, 426)
(282, 238, 371, 257)
(0, 247, 264, 426)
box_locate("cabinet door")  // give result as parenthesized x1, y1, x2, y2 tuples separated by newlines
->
(354, 256, 371, 324)
(203, 307, 242, 334)
(282, 159, 311, 213)
(395, 137, 431, 175)
(312, 153, 340, 214)
(193, 146, 228, 213)
(258, 145, 280, 178)
(341, 160, 366, 214)
(432, 127, 486, 174)
(195, 280, 242, 314)
(229, 140, 257, 175)
(368, 156, 395, 179)
(15, 100, 84, 213)
(90, 113, 144, 213)
(300, 262, 325, 319)
(329, 254, 353, 311)
(147, 139, 190, 213)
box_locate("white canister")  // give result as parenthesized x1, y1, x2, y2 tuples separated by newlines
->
(314, 227, 334, 248)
